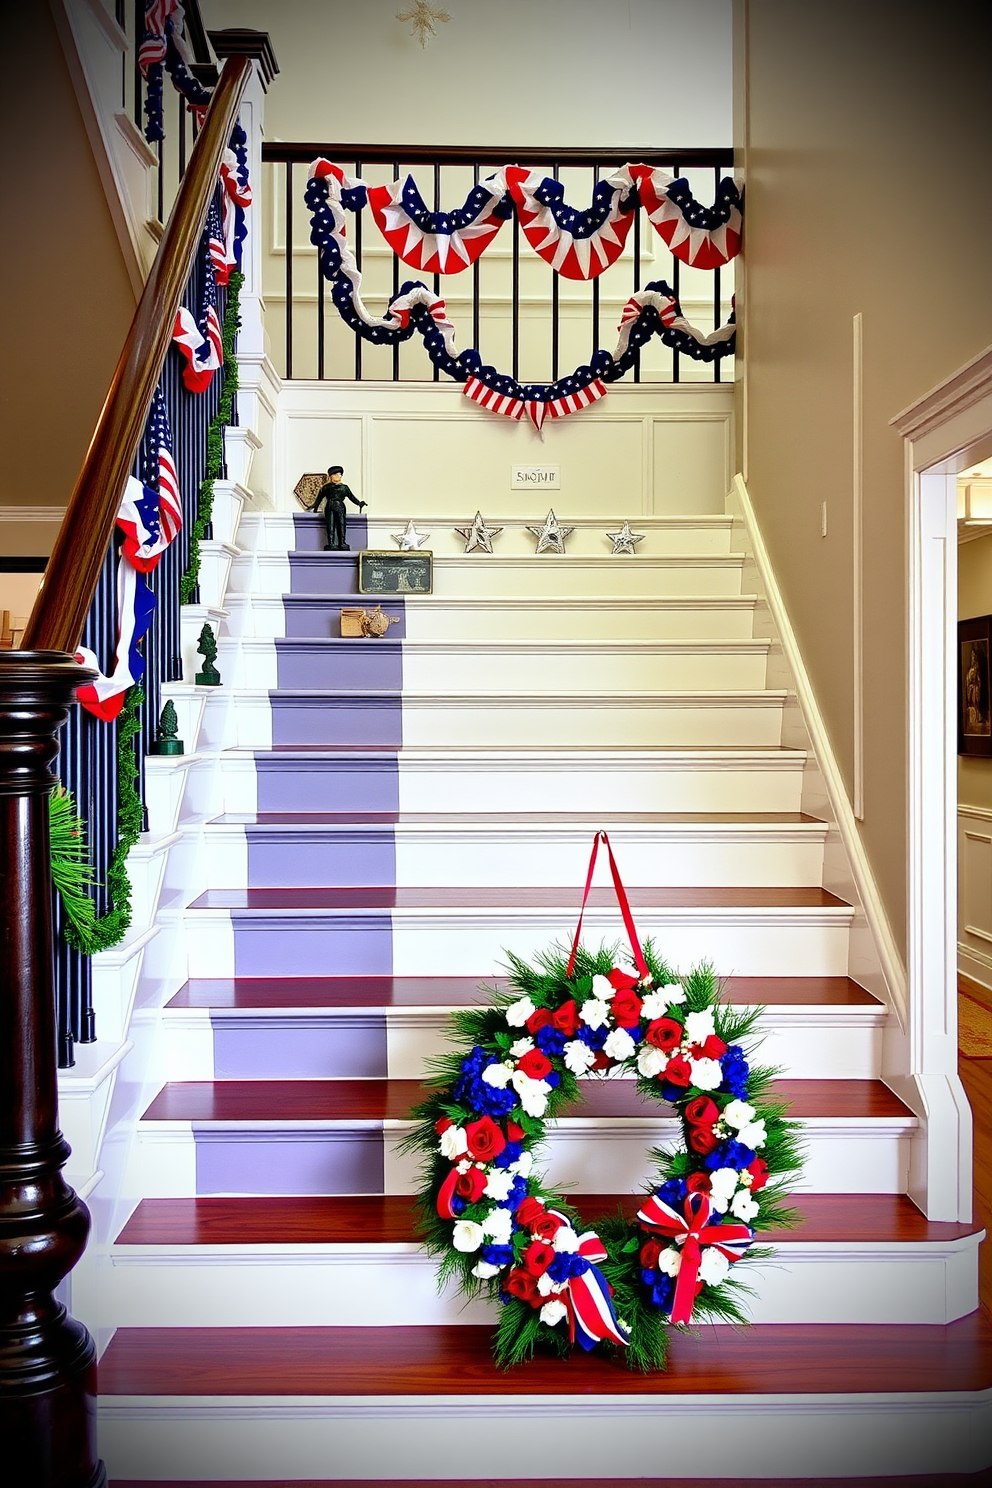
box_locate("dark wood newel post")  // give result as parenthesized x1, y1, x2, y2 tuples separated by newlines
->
(0, 651, 105, 1488)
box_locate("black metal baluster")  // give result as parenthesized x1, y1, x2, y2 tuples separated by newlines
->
(472, 162, 481, 356)
(116, 0, 127, 108)
(433, 161, 441, 382)
(632, 172, 641, 384)
(671, 158, 680, 384)
(713, 165, 721, 385)
(551, 161, 559, 383)
(590, 163, 600, 361)
(512, 195, 520, 383)
(354, 159, 363, 381)
(285, 161, 294, 379)
(179, 98, 187, 180)
(133, 0, 143, 130)
(317, 232, 325, 381)
(157, 137, 164, 223)
(392, 160, 401, 381)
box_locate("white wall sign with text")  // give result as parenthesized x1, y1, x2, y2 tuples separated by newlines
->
(511, 465, 561, 490)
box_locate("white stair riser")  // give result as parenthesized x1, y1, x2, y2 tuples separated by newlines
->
(195, 542, 237, 610)
(101, 1237, 978, 1327)
(201, 826, 828, 890)
(131, 1119, 912, 1200)
(96, 1393, 992, 1482)
(219, 755, 807, 816)
(158, 1009, 884, 1083)
(184, 908, 853, 979)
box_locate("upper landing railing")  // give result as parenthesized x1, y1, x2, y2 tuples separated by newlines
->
(262, 143, 735, 387)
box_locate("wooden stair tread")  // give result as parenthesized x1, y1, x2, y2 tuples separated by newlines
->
(141, 1078, 913, 1123)
(207, 810, 822, 827)
(188, 884, 851, 911)
(97, 1315, 992, 1396)
(116, 1193, 979, 1247)
(167, 975, 881, 1010)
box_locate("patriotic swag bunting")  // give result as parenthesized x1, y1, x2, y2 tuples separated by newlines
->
(77, 391, 181, 722)
(367, 171, 512, 275)
(504, 164, 638, 280)
(139, 0, 211, 144)
(406, 832, 802, 1371)
(307, 160, 735, 432)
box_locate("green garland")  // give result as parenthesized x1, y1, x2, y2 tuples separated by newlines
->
(180, 269, 243, 603)
(49, 685, 144, 955)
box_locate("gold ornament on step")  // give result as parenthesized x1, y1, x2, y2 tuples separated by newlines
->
(527, 508, 574, 555)
(606, 521, 645, 556)
(455, 511, 503, 554)
(396, 1, 451, 47)
(340, 606, 401, 639)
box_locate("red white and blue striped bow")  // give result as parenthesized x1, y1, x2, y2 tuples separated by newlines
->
(614, 288, 736, 362)
(637, 1189, 753, 1326)
(560, 1225, 630, 1352)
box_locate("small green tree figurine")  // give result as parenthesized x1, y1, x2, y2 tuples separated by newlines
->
(150, 698, 184, 755)
(195, 622, 221, 686)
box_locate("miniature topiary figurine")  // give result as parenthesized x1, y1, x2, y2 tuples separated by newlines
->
(195, 622, 221, 686)
(150, 698, 184, 755)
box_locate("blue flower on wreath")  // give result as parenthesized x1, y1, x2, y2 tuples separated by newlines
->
(504, 1176, 529, 1211)
(577, 1024, 608, 1051)
(483, 1244, 514, 1267)
(650, 1275, 675, 1311)
(549, 1252, 589, 1284)
(705, 1139, 756, 1172)
(657, 1177, 688, 1207)
(494, 1142, 523, 1170)
(720, 1044, 750, 1098)
(535, 1026, 566, 1058)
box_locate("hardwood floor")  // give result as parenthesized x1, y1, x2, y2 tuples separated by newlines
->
(960, 1053, 992, 1316)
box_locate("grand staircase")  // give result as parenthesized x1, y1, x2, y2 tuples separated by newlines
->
(96, 501, 991, 1482)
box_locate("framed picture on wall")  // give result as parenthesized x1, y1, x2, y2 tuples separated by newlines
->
(959, 615, 992, 756)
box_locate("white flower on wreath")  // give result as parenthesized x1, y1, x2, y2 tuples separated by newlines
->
(540, 1299, 569, 1327)
(639, 990, 673, 1021)
(698, 1247, 731, 1287)
(511, 1069, 551, 1118)
(737, 1118, 767, 1150)
(537, 1270, 565, 1296)
(603, 1027, 636, 1063)
(723, 1099, 756, 1130)
(563, 1039, 596, 1075)
(591, 974, 615, 1000)
(505, 996, 536, 1027)
(730, 1189, 760, 1223)
(661, 981, 687, 1006)
(481, 1207, 514, 1245)
(509, 1150, 534, 1179)
(509, 1036, 535, 1058)
(684, 1009, 716, 1044)
(656, 1246, 682, 1276)
(439, 1125, 468, 1160)
(553, 1225, 580, 1253)
(579, 997, 611, 1031)
(481, 1061, 514, 1088)
(472, 1259, 501, 1279)
(483, 1168, 515, 1201)
(637, 1044, 669, 1079)
(688, 1056, 724, 1091)
(452, 1220, 484, 1253)
(707, 1167, 740, 1214)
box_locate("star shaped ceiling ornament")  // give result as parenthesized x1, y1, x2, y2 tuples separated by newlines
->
(526, 509, 574, 556)
(391, 521, 430, 551)
(455, 511, 503, 555)
(606, 521, 645, 556)
(396, 1, 451, 47)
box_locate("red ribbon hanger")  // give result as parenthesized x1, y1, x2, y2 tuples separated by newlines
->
(567, 830, 651, 982)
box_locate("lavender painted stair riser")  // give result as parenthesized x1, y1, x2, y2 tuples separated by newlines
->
(284, 596, 407, 638)
(270, 696, 404, 746)
(246, 830, 398, 889)
(293, 511, 369, 552)
(211, 1015, 388, 1079)
(254, 754, 401, 813)
(275, 640, 404, 691)
(194, 1128, 385, 1196)
(233, 915, 393, 977)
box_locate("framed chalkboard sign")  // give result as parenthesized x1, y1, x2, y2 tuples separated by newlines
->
(358, 550, 433, 595)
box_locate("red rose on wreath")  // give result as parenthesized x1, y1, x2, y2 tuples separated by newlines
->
(435, 1117, 452, 1135)
(611, 988, 643, 1028)
(663, 1054, 692, 1088)
(689, 1125, 720, 1155)
(504, 1267, 542, 1306)
(608, 968, 640, 992)
(684, 1095, 720, 1128)
(507, 1120, 526, 1143)
(531, 1210, 566, 1243)
(517, 1048, 552, 1081)
(748, 1157, 769, 1191)
(645, 1017, 683, 1052)
(689, 1034, 728, 1061)
(454, 1166, 487, 1202)
(523, 1239, 556, 1276)
(591, 1049, 613, 1071)
(515, 1196, 546, 1228)
(464, 1115, 506, 1162)
(686, 1171, 712, 1195)
(552, 999, 579, 1036)
(526, 1006, 553, 1034)
(640, 1237, 663, 1269)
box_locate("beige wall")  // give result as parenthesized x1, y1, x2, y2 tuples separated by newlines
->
(0, 2, 135, 551)
(735, 0, 992, 953)
(959, 532, 992, 814)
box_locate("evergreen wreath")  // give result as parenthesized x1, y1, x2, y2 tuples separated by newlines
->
(49, 685, 144, 955)
(405, 832, 802, 1371)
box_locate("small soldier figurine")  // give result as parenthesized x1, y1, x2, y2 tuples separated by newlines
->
(313, 465, 367, 551)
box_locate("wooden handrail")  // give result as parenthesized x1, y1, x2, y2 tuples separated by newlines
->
(263, 143, 733, 167)
(22, 52, 252, 655)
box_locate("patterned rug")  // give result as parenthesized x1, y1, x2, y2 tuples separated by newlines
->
(959, 988, 992, 1058)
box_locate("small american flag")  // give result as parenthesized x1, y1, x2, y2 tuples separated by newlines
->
(138, 0, 182, 76)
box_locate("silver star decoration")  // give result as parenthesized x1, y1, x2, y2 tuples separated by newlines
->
(396, 1, 451, 46)
(391, 520, 430, 551)
(455, 511, 503, 555)
(606, 520, 645, 556)
(526, 508, 574, 555)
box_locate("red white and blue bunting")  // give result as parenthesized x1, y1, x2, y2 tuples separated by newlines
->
(306, 160, 735, 432)
(139, 0, 211, 144)
(76, 391, 180, 722)
(309, 157, 740, 281)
